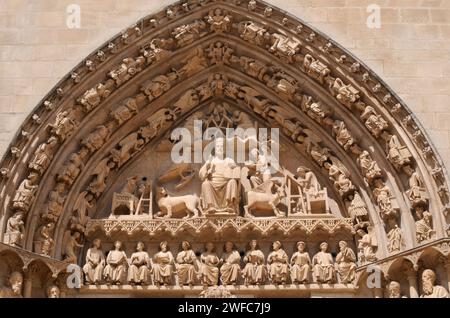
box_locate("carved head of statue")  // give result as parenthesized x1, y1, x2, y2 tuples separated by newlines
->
(28, 172, 39, 184)
(47, 285, 60, 298)
(272, 241, 282, 251)
(114, 240, 122, 250)
(92, 238, 102, 249)
(319, 242, 328, 252)
(248, 240, 259, 251)
(422, 269, 437, 295)
(402, 165, 414, 177)
(213, 138, 225, 159)
(415, 206, 425, 219)
(159, 241, 169, 252)
(338, 241, 348, 251)
(422, 212, 432, 225)
(387, 281, 401, 298)
(296, 166, 309, 177)
(296, 241, 306, 252)
(224, 241, 235, 253)
(205, 242, 215, 253)
(8, 271, 23, 296)
(136, 241, 145, 252)
(181, 241, 191, 251)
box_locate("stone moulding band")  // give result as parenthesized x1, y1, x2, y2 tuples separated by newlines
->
(85, 216, 354, 236)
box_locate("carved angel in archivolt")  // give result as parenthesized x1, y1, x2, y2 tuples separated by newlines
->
(108, 56, 145, 86)
(207, 41, 234, 66)
(324, 157, 355, 198)
(49, 111, 78, 142)
(403, 165, 429, 208)
(88, 158, 115, 197)
(332, 120, 355, 151)
(205, 8, 232, 33)
(82, 125, 111, 153)
(303, 54, 331, 84)
(172, 20, 207, 47)
(357, 150, 382, 185)
(12, 173, 39, 212)
(110, 133, 145, 168)
(29, 137, 58, 175)
(373, 179, 398, 220)
(179, 47, 208, 77)
(57, 153, 85, 186)
(78, 83, 111, 112)
(330, 78, 360, 109)
(361, 105, 389, 138)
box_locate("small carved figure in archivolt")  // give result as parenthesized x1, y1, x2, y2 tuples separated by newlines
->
(29, 137, 58, 175)
(3, 212, 25, 247)
(108, 56, 145, 86)
(324, 159, 355, 198)
(361, 105, 388, 138)
(415, 206, 435, 243)
(330, 78, 360, 109)
(141, 75, 173, 102)
(12, 173, 39, 212)
(110, 133, 145, 168)
(111, 98, 139, 125)
(207, 41, 234, 65)
(302, 54, 330, 84)
(205, 8, 232, 33)
(238, 21, 269, 46)
(82, 125, 111, 153)
(78, 83, 111, 111)
(88, 158, 115, 197)
(172, 20, 207, 47)
(403, 165, 429, 208)
(57, 153, 85, 186)
(332, 120, 355, 151)
(49, 111, 78, 141)
(357, 150, 382, 185)
(373, 179, 397, 220)
(383, 133, 412, 170)
(356, 226, 377, 264)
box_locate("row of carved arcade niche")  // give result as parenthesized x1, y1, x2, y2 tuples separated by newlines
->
(358, 246, 450, 298)
(76, 228, 363, 288)
(0, 250, 66, 298)
(0, 0, 447, 268)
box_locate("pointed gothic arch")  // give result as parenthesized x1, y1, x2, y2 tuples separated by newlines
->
(0, 0, 449, 298)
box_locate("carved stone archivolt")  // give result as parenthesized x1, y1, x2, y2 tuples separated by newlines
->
(0, 0, 449, 298)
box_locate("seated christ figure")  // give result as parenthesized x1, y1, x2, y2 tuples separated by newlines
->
(199, 138, 239, 215)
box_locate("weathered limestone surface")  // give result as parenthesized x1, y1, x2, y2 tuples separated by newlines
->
(0, 0, 450, 170)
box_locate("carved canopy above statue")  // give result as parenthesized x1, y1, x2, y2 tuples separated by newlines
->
(0, 0, 449, 298)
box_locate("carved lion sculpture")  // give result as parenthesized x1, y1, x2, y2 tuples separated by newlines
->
(155, 187, 202, 219)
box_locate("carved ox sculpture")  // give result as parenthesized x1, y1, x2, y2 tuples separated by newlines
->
(244, 182, 287, 218)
